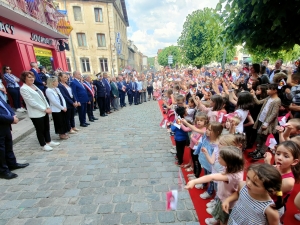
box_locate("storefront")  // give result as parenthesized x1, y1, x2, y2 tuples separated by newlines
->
(0, 16, 67, 77)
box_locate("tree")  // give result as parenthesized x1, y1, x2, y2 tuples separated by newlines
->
(36, 56, 52, 69)
(177, 8, 233, 67)
(157, 46, 180, 67)
(217, 0, 300, 52)
(148, 57, 155, 68)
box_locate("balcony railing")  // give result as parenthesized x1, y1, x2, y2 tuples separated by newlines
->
(3, 0, 67, 35)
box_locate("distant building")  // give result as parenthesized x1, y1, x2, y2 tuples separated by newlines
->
(56, 0, 129, 77)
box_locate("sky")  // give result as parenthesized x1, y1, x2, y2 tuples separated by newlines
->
(125, 0, 220, 57)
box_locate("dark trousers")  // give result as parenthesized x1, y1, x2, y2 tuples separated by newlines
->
(147, 87, 153, 99)
(0, 128, 17, 173)
(66, 107, 75, 130)
(136, 92, 141, 104)
(133, 91, 138, 104)
(120, 91, 125, 106)
(245, 126, 257, 148)
(87, 97, 94, 120)
(97, 96, 106, 116)
(175, 140, 186, 165)
(191, 148, 201, 178)
(31, 114, 51, 146)
(128, 93, 133, 105)
(105, 94, 111, 112)
(77, 103, 87, 125)
(7, 87, 21, 109)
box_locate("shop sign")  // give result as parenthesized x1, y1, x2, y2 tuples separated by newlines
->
(57, 19, 73, 36)
(34, 47, 52, 57)
(0, 21, 14, 35)
(31, 33, 53, 45)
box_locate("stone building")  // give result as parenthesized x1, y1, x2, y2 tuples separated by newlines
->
(55, 0, 129, 77)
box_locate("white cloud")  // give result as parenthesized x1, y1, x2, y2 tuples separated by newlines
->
(126, 0, 220, 56)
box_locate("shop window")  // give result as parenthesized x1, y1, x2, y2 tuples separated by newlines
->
(73, 6, 82, 21)
(99, 58, 108, 72)
(77, 33, 87, 47)
(97, 33, 106, 47)
(94, 8, 103, 22)
(81, 58, 90, 72)
(66, 58, 72, 72)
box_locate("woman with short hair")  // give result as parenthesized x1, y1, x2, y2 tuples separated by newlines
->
(20, 71, 60, 151)
(45, 77, 69, 140)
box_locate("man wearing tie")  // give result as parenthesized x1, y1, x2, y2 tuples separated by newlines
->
(71, 71, 89, 127)
(0, 98, 29, 179)
(30, 62, 45, 92)
(103, 72, 112, 114)
(117, 75, 126, 107)
(126, 76, 133, 106)
(82, 75, 98, 122)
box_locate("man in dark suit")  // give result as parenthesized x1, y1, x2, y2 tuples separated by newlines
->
(83, 75, 98, 122)
(30, 62, 45, 92)
(71, 71, 90, 127)
(0, 98, 29, 179)
(117, 75, 126, 107)
(103, 72, 112, 114)
(93, 74, 107, 117)
(125, 76, 133, 105)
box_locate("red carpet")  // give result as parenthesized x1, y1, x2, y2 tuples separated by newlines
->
(157, 100, 300, 224)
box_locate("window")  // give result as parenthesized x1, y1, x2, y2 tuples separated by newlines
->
(99, 58, 108, 72)
(66, 58, 72, 72)
(81, 58, 90, 72)
(97, 33, 106, 47)
(94, 8, 103, 22)
(76, 33, 87, 47)
(73, 6, 82, 21)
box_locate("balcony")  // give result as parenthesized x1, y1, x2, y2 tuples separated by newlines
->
(0, 0, 68, 38)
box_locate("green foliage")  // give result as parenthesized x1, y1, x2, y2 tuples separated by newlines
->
(177, 8, 233, 67)
(148, 57, 155, 67)
(36, 56, 52, 69)
(217, 0, 300, 52)
(157, 46, 180, 67)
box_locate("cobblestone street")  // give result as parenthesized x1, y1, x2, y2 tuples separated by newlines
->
(0, 100, 198, 225)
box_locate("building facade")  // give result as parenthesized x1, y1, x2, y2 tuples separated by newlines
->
(0, 0, 68, 77)
(56, 0, 129, 77)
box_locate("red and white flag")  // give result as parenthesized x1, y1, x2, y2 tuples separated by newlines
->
(160, 118, 167, 128)
(278, 112, 290, 126)
(265, 134, 277, 149)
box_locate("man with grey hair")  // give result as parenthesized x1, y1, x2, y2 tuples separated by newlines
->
(30, 62, 45, 92)
(82, 75, 98, 122)
(71, 71, 89, 127)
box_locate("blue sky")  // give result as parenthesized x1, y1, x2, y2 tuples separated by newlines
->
(125, 0, 220, 57)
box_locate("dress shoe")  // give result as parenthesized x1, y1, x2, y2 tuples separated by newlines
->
(80, 124, 88, 127)
(85, 123, 90, 125)
(92, 117, 98, 120)
(105, 114, 108, 116)
(9, 163, 29, 171)
(100, 115, 106, 117)
(0, 171, 18, 179)
(89, 119, 95, 122)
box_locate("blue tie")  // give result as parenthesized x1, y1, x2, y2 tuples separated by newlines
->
(0, 100, 12, 116)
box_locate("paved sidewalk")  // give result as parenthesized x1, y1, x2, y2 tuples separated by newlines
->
(0, 100, 198, 225)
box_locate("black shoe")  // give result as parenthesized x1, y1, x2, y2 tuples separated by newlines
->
(85, 123, 90, 125)
(89, 119, 94, 122)
(80, 124, 88, 127)
(0, 171, 18, 179)
(252, 152, 264, 160)
(248, 149, 259, 157)
(124, 104, 126, 107)
(94, 107, 98, 109)
(93, 109, 96, 111)
(9, 163, 29, 170)
(93, 117, 98, 120)
(100, 115, 105, 117)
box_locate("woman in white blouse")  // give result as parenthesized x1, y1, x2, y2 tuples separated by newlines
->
(20, 71, 60, 151)
(45, 77, 69, 140)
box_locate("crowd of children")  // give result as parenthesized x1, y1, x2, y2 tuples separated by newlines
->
(158, 62, 300, 224)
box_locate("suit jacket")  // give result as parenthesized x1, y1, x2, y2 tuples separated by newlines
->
(111, 82, 119, 97)
(103, 78, 111, 95)
(30, 68, 45, 91)
(45, 88, 66, 112)
(117, 81, 125, 93)
(125, 82, 132, 95)
(70, 79, 89, 103)
(57, 83, 75, 108)
(93, 80, 106, 98)
(0, 98, 14, 134)
(83, 81, 94, 99)
(20, 83, 49, 118)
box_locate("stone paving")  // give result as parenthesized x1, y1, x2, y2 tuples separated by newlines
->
(0, 100, 198, 225)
